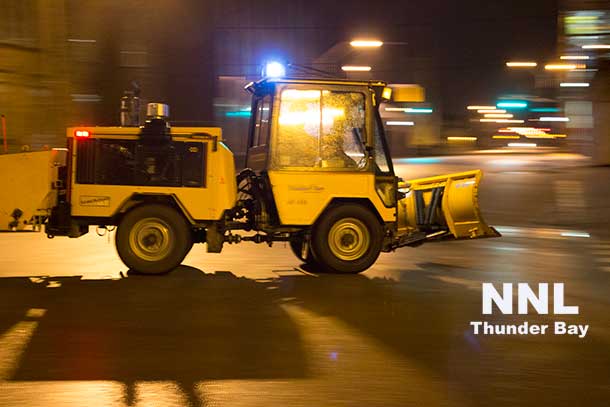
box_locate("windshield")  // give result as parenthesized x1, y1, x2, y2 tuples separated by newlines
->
(274, 88, 367, 170)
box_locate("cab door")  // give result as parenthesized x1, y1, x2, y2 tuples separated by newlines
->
(266, 84, 395, 225)
(245, 94, 272, 171)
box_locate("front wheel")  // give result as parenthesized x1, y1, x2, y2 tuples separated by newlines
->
(310, 204, 383, 274)
(116, 204, 193, 274)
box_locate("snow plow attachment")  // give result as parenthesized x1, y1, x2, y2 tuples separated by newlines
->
(397, 170, 500, 244)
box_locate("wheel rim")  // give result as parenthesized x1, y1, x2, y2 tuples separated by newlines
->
(328, 217, 370, 261)
(129, 217, 173, 261)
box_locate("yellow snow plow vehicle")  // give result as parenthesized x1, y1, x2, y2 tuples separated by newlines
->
(0, 78, 499, 274)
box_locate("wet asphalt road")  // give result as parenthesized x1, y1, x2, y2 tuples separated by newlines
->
(0, 152, 609, 406)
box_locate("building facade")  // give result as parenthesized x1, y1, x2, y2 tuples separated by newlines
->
(0, 0, 69, 152)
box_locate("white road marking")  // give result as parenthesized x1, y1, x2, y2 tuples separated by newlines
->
(0, 309, 45, 380)
(495, 226, 592, 240)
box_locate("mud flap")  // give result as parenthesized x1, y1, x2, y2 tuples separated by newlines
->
(397, 170, 500, 242)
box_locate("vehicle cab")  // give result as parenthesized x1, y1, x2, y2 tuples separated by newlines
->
(243, 78, 399, 227)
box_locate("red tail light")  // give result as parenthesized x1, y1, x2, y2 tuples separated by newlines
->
(74, 129, 90, 138)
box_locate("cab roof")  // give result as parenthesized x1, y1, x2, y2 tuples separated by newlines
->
(245, 77, 387, 95)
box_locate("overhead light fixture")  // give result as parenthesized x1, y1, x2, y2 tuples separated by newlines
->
(350, 40, 384, 48)
(341, 65, 372, 72)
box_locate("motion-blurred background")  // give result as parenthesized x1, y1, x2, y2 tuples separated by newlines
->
(1, 0, 608, 164)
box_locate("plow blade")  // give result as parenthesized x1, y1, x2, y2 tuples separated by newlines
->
(397, 169, 500, 243)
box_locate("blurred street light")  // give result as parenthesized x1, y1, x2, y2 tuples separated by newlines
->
(539, 117, 570, 122)
(467, 105, 496, 110)
(484, 113, 514, 118)
(447, 136, 477, 141)
(506, 62, 538, 67)
(341, 65, 372, 72)
(545, 63, 583, 70)
(497, 101, 528, 109)
(350, 40, 384, 48)
(404, 107, 433, 114)
(386, 121, 414, 126)
(560, 55, 589, 60)
(560, 82, 590, 87)
(508, 142, 537, 147)
(478, 109, 506, 113)
(480, 118, 525, 123)
(581, 44, 610, 49)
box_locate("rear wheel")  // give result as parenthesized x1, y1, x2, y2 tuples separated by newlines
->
(116, 204, 193, 274)
(310, 204, 383, 274)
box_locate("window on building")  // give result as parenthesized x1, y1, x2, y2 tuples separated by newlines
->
(0, 0, 37, 45)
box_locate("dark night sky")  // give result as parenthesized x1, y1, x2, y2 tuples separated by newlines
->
(207, 0, 559, 117)
(84, 0, 559, 123)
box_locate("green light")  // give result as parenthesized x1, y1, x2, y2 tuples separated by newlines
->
(530, 107, 560, 113)
(405, 108, 433, 114)
(497, 101, 528, 109)
(225, 111, 251, 118)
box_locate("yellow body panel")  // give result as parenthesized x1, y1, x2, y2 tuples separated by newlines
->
(68, 127, 237, 222)
(268, 171, 396, 225)
(0, 150, 65, 230)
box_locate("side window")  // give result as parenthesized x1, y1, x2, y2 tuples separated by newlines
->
(275, 89, 366, 170)
(251, 95, 271, 147)
(374, 115, 391, 173)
